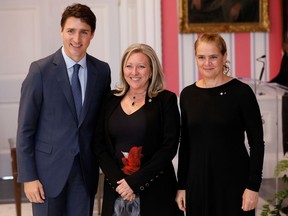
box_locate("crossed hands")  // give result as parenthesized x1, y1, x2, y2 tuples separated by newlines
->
(24, 178, 136, 203)
(116, 179, 136, 201)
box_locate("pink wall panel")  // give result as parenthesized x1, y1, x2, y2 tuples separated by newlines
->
(161, 0, 179, 94)
(234, 33, 251, 78)
(268, 1, 282, 80)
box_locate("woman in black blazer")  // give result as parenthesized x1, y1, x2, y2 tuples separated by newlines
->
(93, 43, 183, 216)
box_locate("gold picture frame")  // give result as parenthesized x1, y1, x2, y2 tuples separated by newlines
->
(179, 0, 270, 33)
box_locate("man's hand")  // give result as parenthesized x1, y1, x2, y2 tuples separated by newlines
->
(24, 180, 45, 203)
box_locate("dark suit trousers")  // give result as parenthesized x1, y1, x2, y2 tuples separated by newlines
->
(32, 155, 95, 216)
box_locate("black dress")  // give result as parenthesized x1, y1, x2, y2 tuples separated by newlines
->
(109, 104, 146, 170)
(177, 79, 264, 216)
(94, 90, 183, 216)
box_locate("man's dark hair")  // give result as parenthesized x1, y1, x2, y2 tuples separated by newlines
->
(61, 3, 96, 33)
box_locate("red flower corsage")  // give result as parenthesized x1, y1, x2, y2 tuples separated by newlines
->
(121, 146, 143, 175)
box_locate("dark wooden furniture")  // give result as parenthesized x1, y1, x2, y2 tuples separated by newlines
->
(8, 138, 21, 216)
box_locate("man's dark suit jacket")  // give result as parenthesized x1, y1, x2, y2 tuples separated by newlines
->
(16, 48, 111, 197)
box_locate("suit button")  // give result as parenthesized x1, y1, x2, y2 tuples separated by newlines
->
(140, 186, 144, 191)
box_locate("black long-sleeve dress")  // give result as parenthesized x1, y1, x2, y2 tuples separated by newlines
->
(177, 79, 264, 216)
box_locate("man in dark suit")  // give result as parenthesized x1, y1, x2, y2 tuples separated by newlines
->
(16, 3, 111, 216)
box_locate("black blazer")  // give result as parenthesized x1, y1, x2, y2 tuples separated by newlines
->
(16, 48, 111, 197)
(93, 90, 183, 216)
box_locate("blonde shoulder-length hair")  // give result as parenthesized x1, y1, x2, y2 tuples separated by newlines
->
(114, 43, 165, 98)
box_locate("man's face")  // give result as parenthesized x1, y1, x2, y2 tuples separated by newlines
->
(61, 17, 94, 62)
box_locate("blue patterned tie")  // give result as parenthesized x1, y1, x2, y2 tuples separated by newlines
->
(71, 64, 82, 120)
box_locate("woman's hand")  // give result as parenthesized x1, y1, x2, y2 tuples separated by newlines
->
(242, 188, 259, 211)
(116, 179, 135, 201)
(176, 190, 186, 212)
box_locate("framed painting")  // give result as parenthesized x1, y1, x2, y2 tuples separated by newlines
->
(179, 0, 270, 33)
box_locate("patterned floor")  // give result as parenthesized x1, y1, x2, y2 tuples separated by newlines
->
(0, 197, 273, 216)
(0, 200, 101, 216)
(0, 178, 285, 216)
